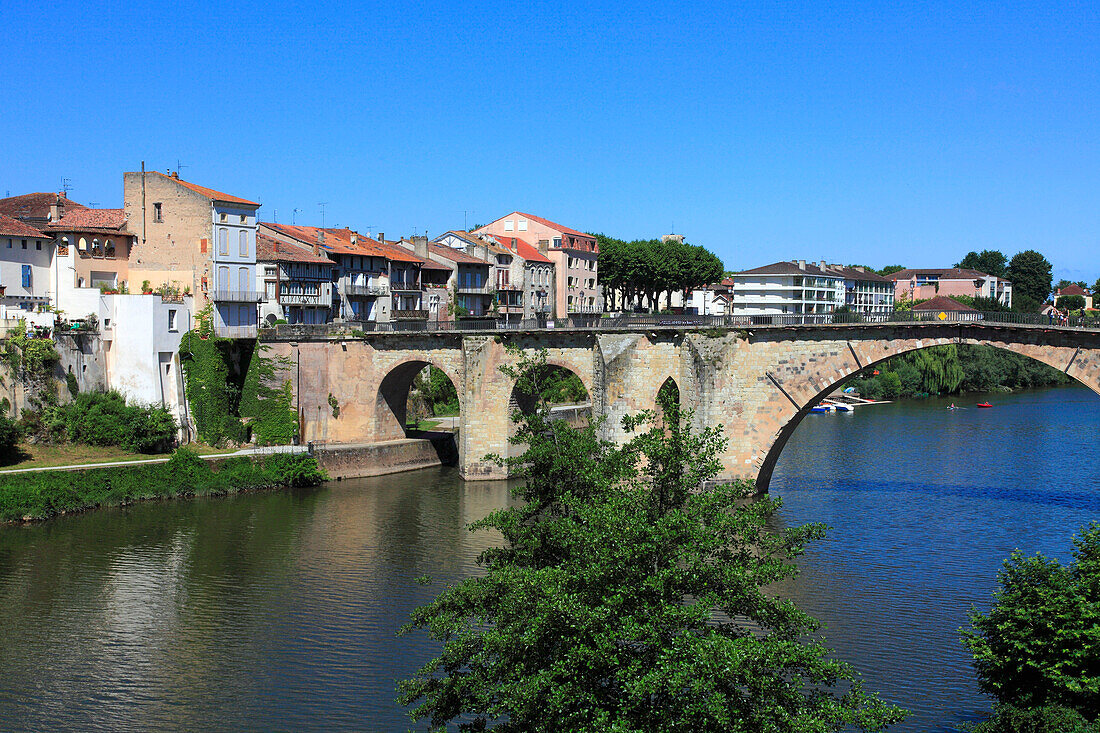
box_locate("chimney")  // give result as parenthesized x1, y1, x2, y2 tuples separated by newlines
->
(171, 171, 179, 179)
(855, 265, 865, 273)
(797, 260, 806, 270)
(819, 260, 826, 271)
(377, 232, 384, 244)
(412, 235, 428, 258)
(49, 194, 62, 223)
(351, 232, 358, 244)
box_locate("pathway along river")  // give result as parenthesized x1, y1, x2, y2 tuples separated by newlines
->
(0, 386, 1097, 731)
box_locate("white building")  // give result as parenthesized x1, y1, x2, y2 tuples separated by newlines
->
(730, 260, 845, 316)
(827, 265, 895, 316)
(0, 214, 55, 323)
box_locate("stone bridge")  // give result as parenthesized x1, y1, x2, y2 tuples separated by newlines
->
(268, 322, 1100, 489)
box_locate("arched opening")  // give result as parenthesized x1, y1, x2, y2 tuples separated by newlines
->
(756, 341, 1100, 490)
(655, 376, 680, 428)
(375, 361, 461, 443)
(507, 362, 591, 456)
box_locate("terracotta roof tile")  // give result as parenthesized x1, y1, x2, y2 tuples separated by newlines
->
(513, 212, 590, 238)
(0, 214, 48, 239)
(887, 268, 1004, 281)
(47, 208, 128, 232)
(1056, 284, 1088, 296)
(256, 233, 334, 265)
(912, 296, 977, 312)
(168, 175, 259, 206)
(481, 233, 553, 263)
(735, 261, 842, 278)
(0, 192, 86, 221)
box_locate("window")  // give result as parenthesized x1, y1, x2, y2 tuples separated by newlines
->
(238, 267, 249, 291)
(35, 241, 41, 251)
(504, 220, 514, 232)
(21, 240, 27, 249)
(153, 203, 163, 222)
(220, 213, 228, 222)
(105, 240, 115, 257)
(218, 228, 228, 255)
(518, 220, 527, 231)
(240, 214, 247, 223)
(553, 237, 561, 248)
(219, 266, 229, 290)
(168, 309, 178, 332)
(238, 230, 247, 256)
(21, 265, 31, 288)
(265, 266, 276, 277)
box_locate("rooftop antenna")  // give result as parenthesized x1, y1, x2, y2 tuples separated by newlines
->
(61, 178, 72, 197)
(292, 208, 302, 225)
(88, 202, 100, 209)
(175, 160, 189, 177)
(273, 208, 277, 223)
(318, 202, 328, 230)
(463, 210, 475, 231)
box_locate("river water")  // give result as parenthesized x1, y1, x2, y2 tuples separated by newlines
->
(0, 387, 1097, 731)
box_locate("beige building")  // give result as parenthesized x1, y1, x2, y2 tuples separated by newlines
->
(474, 212, 598, 316)
(123, 170, 261, 337)
(46, 208, 135, 292)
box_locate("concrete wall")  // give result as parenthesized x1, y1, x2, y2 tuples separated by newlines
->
(276, 324, 1100, 489)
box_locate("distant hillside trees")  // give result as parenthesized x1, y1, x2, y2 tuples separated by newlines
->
(596, 234, 724, 312)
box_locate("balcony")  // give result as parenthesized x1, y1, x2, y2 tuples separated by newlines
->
(215, 324, 258, 339)
(212, 289, 263, 303)
(346, 284, 390, 297)
(390, 282, 421, 292)
(280, 291, 329, 306)
(393, 309, 429, 320)
(458, 283, 493, 294)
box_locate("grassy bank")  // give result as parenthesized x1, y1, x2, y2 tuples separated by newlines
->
(0, 448, 327, 523)
(0, 442, 238, 472)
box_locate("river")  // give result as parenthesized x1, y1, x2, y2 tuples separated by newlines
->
(0, 386, 1097, 731)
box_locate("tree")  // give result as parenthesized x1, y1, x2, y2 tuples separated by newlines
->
(596, 234, 725, 313)
(400, 347, 908, 732)
(1006, 250, 1053, 310)
(1057, 294, 1086, 311)
(961, 522, 1100, 721)
(877, 265, 905, 277)
(955, 250, 1008, 278)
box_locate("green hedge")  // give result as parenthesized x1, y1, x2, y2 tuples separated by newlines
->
(0, 449, 327, 522)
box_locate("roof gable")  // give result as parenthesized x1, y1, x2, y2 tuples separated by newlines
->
(0, 214, 48, 238)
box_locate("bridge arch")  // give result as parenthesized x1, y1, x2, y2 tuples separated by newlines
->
(374, 358, 463, 442)
(752, 335, 1100, 491)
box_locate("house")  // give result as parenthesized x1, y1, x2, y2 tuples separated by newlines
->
(0, 192, 86, 229)
(887, 268, 1012, 309)
(122, 170, 261, 338)
(256, 234, 334, 325)
(1054, 284, 1092, 310)
(471, 232, 557, 321)
(729, 261, 845, 316)
(911, 295, 981, 321)
(0, 214, 55, 321)
(46, 208, 136, 296)
(474, 212, 598, 316)
(401, 236, 489, 319)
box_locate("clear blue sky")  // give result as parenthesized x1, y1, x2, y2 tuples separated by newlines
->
(2, 1, 1097, 282)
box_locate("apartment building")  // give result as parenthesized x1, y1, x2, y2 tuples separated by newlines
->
(402, 236, 488, 319)
(730, 260, 845, 316)
(474, 212, 597, 316)
(887, 268, 1012, 308)
(122, 170, 261, 338)
(827, 265, 895, 316)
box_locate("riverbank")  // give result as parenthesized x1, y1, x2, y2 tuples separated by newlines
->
(0, 448, 327, 523)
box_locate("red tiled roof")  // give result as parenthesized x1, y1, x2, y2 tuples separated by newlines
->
(424, 240, 489, 266)
(47, 208, 128, 232)
(912, 296, 977, 312)
(256, 233, 333, 265)
(481, 233, 552, 263)
(1056, 285, 1088, 297)
(0, 192, 87, 221)
(887, 268, 1002, 281)
(513, 212, 590, 239)
(0, 214, 48, 239)
(169, 175, 260, 207)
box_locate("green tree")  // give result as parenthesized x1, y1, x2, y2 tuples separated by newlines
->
(400, 348, 908, 732)
(1057, 294, 1086, 311)
(961, 522, 1100, 720)
(967, 704, 1098, 733)
(877, 265, 905, 276)
(956, 250, 1008, 278)
(1006, 250, 1053, 310)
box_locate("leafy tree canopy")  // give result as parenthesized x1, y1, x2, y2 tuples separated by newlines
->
(961, 522, 1100, 720)
(596, 234, 725, 312)
(955, 250, 1008, 278)
(1006, 250, 1053, 309)
(400, 347, 908, 732)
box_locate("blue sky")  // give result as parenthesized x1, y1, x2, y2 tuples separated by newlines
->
(2, 1, 1097, 282)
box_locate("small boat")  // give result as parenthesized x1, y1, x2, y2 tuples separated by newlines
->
(946, 405, 960, 410)
(810, 405, 833, 413)
(832, 403, 854, 412)
(976, 402, 993, 408)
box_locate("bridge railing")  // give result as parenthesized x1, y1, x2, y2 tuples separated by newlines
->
(263, 310, 1100, 339)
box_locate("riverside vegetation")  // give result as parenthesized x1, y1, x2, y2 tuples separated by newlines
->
(0, 448, 326, 523)
(400, 348, 908, 732)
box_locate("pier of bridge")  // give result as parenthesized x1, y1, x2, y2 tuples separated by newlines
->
(268, 320, 1100, 489)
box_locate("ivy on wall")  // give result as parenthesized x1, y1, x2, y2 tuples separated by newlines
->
(180, 307, 297, 446)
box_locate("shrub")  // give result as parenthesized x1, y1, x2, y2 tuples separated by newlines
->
(968, 704, 1098, 733)
(62, 391, 177, 453)
(0, 414, 22, 459)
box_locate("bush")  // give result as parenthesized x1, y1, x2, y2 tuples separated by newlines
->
(62, 391, 177, 453)
(0, 414, 22, 459)
(968, 704, 1098, 733)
